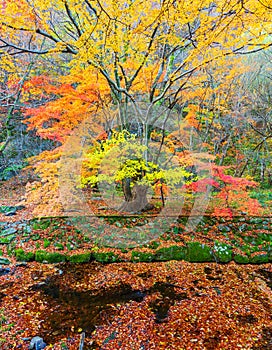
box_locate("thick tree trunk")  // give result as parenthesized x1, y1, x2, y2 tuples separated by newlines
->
(119, 184, 153, 213)
(122, 178, 133, 202)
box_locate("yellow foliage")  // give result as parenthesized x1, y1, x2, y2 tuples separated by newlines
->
(2, 0, 271, 214)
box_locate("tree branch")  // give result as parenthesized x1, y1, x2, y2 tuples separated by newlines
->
(64, 0, 83, 38)
(127, 25, 159, 90)
(84, 0, 98, 16)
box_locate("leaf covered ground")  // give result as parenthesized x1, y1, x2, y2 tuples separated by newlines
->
(0, 261, 272, 349)
(0, 175, 271, 349)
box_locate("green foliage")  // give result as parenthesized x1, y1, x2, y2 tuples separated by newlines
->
(233, 254, 250, 264)
(31, 234, 41, 241)
(249, 188, 272, 208)
(0, 235, 16, 244)
(0, 309, 14, 334)
(54, 243, 64, 250)
(0, 164, 25, 181)
(249, 253, 269, 264)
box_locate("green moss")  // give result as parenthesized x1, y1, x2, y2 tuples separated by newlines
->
(54, 243, 64, 250)
(239, 244, 252, 256)
(131, 251, 155, 262)
(186, 242, 214, 262)
(31, 234, 41, 241)
(213, 242, 233, 263)
(15, 249, 35, 262)
(147, 241, 160, 250)
(0, 235, 16, 244)
(233, 254, 250, 264)
(66, 243, 73, 251)
(155, 245, 185, 261)
(31, 219, 51, 230)
(249, 253, 269, 264)
(257, 233, 272, 242)
(92, 251, 120, 263)
(43, 239, 51, 248)
(35, 250, 66, 263)
(68, 252, 91, 263)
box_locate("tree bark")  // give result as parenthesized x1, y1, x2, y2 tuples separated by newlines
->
(122, 178, 133, 202)
(119, 184, 153, 213)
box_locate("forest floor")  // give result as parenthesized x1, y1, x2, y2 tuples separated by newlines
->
(0, 260, 272, 349)
(0, 173, 272, 349)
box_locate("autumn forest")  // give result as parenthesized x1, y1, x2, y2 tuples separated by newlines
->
(0, 0, 271, 349)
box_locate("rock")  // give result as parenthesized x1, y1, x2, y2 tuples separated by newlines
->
(92, 251, 120, 263)
(218, 224, 231, 232)
(0, 205, 25, 216)
(234, 254, 250, 264)
(29, 336, 46, 350)
(238, 223, 247, 232)
(213, 242, 233, 263)
(0, 227, 17, 236)
(0, 257, 11, 265)
(4, 210, 17, 216)
(156, 246, 185, 261)
(16, 262, 28, 267)
(0, 267, 11, 276)
(131, 250, 155, 262)
(16, 205, 26, 211)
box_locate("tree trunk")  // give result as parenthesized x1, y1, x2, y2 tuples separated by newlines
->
(122, 178, 133, 202)
(119, 184, 153, 213)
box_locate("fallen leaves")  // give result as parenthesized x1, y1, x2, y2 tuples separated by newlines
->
(0, 261, 271, 349)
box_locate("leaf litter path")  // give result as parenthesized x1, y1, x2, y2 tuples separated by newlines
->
(0, 260, 271, 349)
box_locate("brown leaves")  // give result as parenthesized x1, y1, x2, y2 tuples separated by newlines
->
(0, 261, 271, 349)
